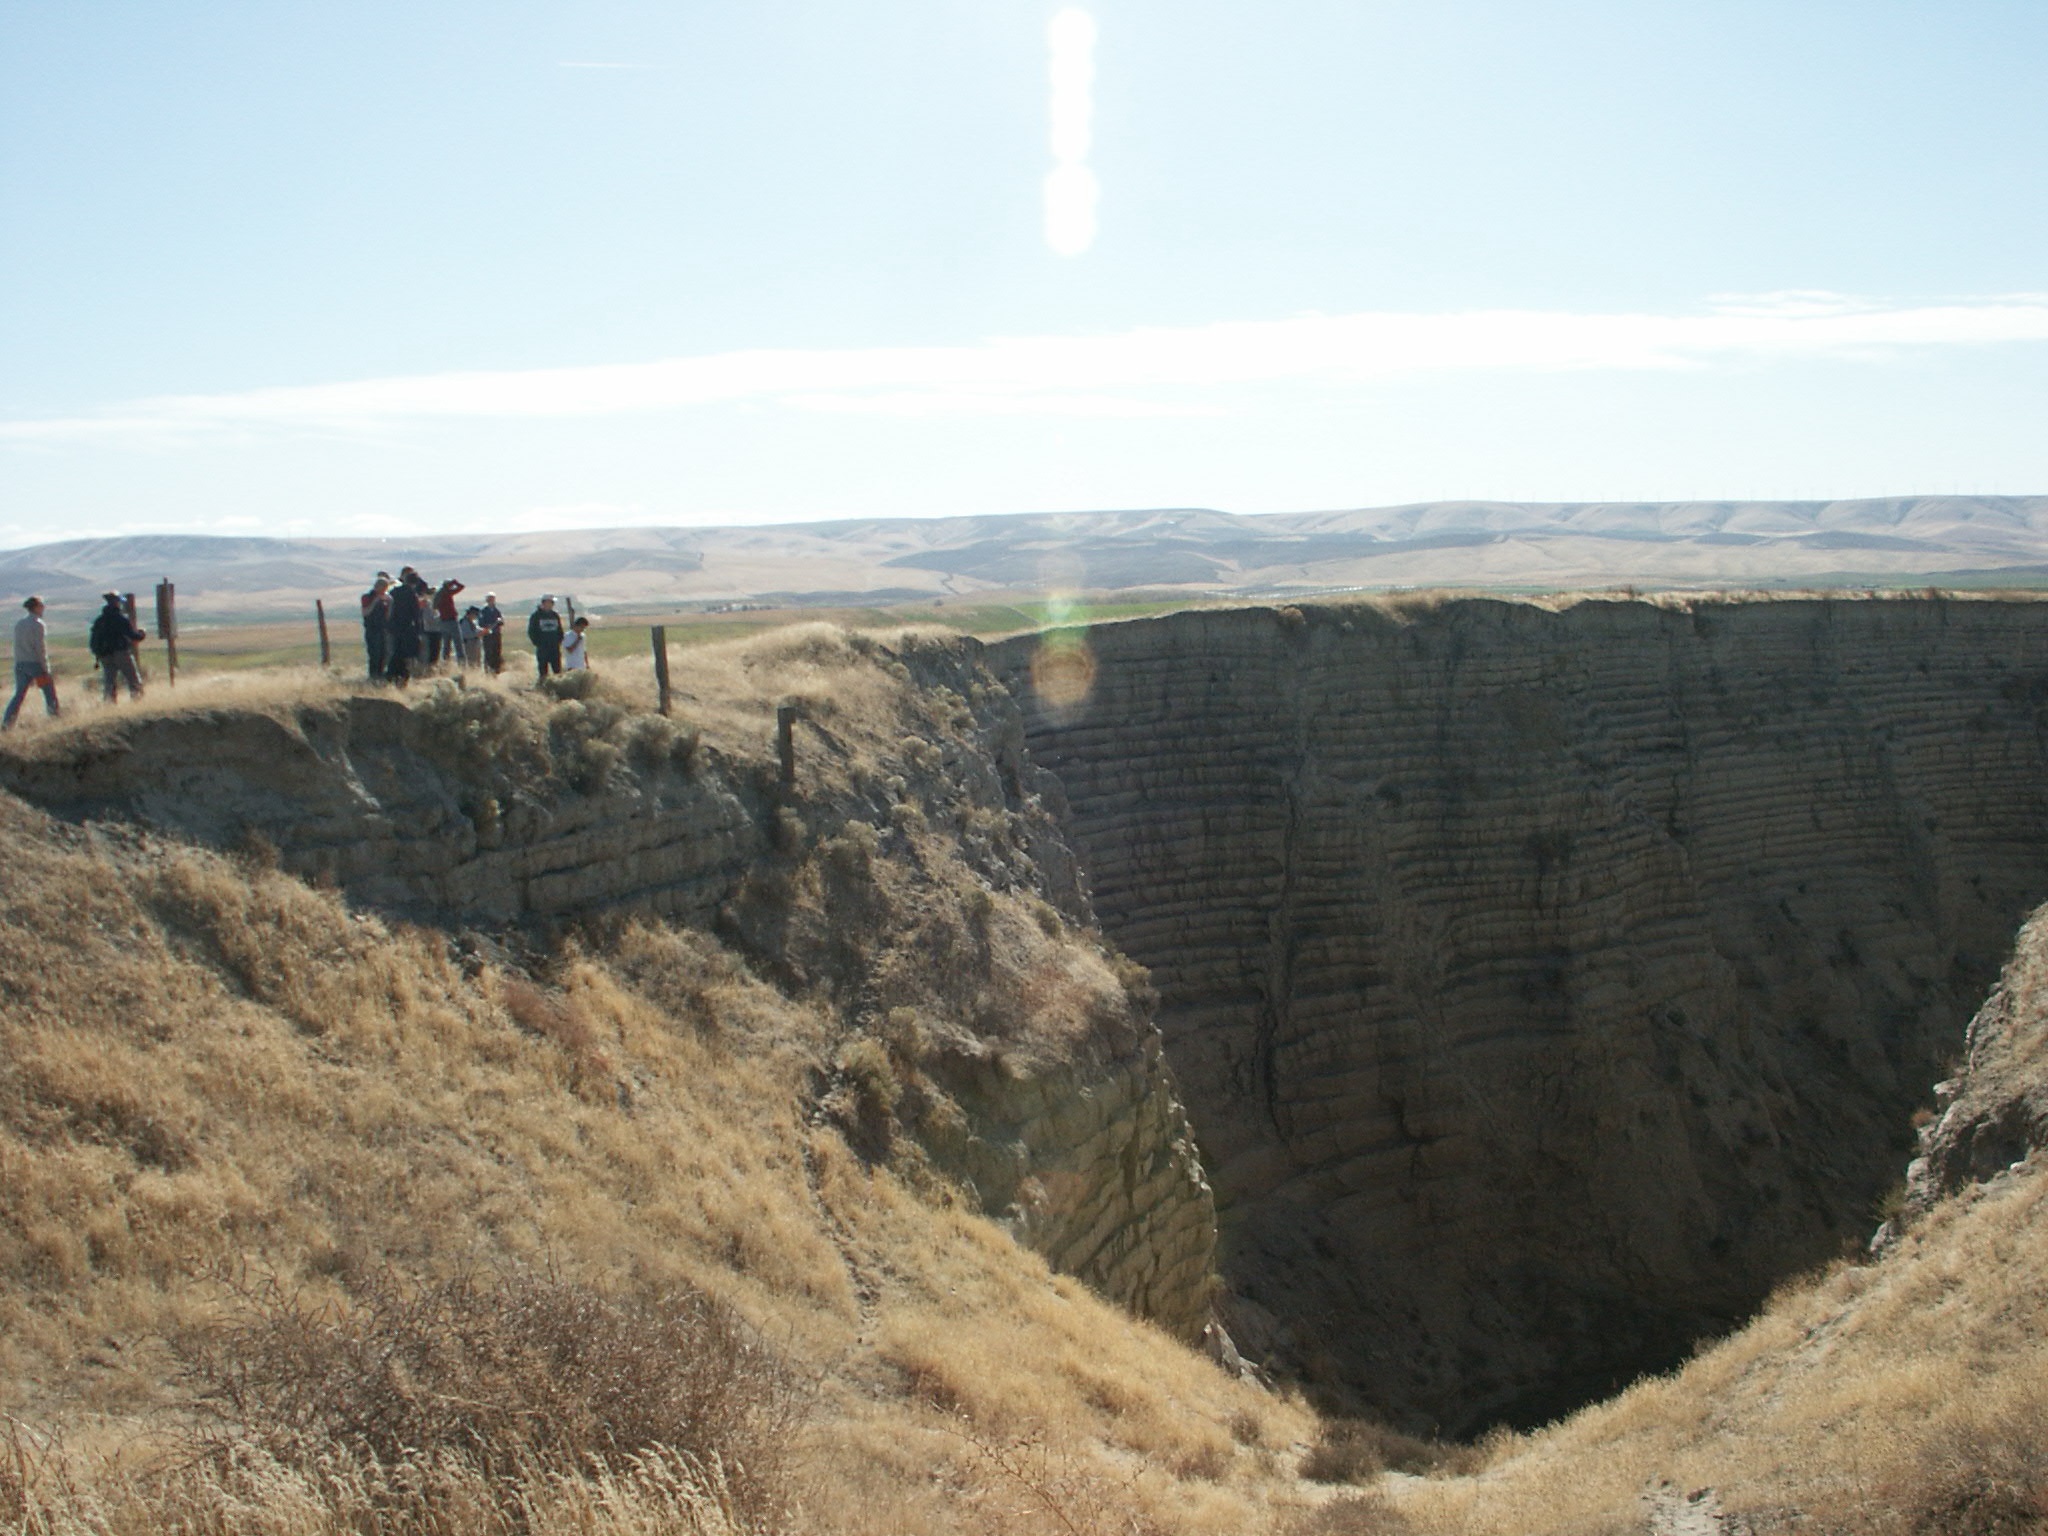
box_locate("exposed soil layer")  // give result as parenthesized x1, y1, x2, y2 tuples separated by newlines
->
(993, 596, 2048, 1433)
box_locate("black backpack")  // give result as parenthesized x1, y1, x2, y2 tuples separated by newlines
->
(89, 606, 131, 659)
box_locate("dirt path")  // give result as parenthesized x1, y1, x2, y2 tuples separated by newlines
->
(1642, 1482, 1737, 1535)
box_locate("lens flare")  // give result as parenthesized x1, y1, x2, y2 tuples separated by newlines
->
(1030, 627, 1097, 717)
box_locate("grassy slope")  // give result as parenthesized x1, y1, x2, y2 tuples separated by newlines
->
(0, 632, 1311, 1535)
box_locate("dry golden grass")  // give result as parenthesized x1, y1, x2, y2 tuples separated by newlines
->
(0, 624, 1312, 1534)
(0, 663, 362, 741)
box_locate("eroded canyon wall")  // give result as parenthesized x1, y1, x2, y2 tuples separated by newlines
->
(0, 647, 1218, 1340)
(993, 596, 2048, 1431)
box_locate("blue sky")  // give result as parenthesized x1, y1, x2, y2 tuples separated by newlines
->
(3, 1, 2046, 545)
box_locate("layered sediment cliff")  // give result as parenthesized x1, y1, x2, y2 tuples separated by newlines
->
(0, 641, 1217, 1339)
(994, 596, 2048, 1431)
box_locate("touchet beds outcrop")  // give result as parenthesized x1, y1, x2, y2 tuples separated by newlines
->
(994, 595, 2048, 1431)
(15, 598, 2048, 1435)
(0, 646, 1218, 1342)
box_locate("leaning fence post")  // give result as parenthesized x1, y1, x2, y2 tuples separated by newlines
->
(315, 599, 331, 667)
(155, 579, 178, 685)
(651, 625, 673, 715)
(122, 592, 148, 682)
(777, 701, 798, 790)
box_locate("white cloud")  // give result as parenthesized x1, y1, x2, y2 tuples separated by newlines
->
(783, 387, 1218, 418)
(8, 295, 2048, 445)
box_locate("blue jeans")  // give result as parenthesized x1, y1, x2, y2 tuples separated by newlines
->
(3, 661, 59, 726)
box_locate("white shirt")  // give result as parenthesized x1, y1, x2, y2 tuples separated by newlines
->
(563, 631, 589, 670)
(13, 613, 48, 673)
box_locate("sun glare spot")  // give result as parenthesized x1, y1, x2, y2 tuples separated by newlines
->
(1030, 628, 1098, 716)
(1045, 8, 1098, 256)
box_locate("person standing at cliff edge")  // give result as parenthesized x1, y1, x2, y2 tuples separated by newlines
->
(478, 592, 505, 674)
(562, 614, 591, 672)
(385, 572, 423, 684)
(528, 594, 564, 681)
(88, 591, 146, 702)
(430, 577, 465, 669)
(360, 573, 392, 679)
(3, 596, 60, 727)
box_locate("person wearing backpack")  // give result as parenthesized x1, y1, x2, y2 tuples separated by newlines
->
(89, 591, 146, 702)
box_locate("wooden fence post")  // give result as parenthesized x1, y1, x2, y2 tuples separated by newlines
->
(122, 593, 147, 682)
(155, 579, 178, 685)
(651, 625, 672, 715)
(777, 702, 798, 790)
(315, 600, 331, 667)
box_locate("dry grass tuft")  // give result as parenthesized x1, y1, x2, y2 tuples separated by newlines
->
(1300, 1420, 1484, 1484)
(2, 1433, 769, 1536)
(180, 1267, 804, 1517)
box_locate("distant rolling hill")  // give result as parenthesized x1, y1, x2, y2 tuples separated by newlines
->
(3, 496, 2045, 624)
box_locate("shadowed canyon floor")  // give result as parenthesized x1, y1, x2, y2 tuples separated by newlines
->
(994, 594, 2048, 1432)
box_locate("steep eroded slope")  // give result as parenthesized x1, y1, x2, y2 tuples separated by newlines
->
(994, 595, 2048, 1431)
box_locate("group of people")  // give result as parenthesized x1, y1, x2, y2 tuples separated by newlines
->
(360, 570, 591, 684)
(4, 590, 150, 728)
(2, 575, 600, 733)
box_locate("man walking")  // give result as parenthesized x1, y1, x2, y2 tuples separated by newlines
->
(89, 591, 146, 702)
(528, 594, 564, 680)
(3, 596, 60, 727)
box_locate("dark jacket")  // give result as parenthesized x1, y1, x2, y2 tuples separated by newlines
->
(89, 602, 144, 660)
(386, 582, 423, 659)
(528, 607, 564, 650)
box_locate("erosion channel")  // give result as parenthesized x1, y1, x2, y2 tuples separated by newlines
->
(992, 595, 2048, 1435)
